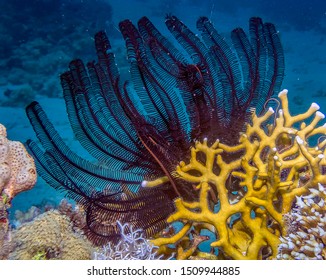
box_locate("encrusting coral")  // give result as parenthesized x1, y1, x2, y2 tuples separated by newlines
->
(9, 210, 93, 260)
(0, 123, 37, 259)
(146, 89, 326, 259)
(0, 123, 37, 200)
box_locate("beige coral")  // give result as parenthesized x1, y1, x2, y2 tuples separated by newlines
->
(0, 123, 37, 200)
(9, 210, 93, 260)
(0, 199, 11, 259)
(277, 183, 326, 259)
(0, 123, 37, 259)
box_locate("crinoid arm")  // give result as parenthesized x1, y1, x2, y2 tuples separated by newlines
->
(26, 16, 284, 248)
(147, 90, 326, 260)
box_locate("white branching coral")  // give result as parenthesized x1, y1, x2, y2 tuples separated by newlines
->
(277, 183, 326, 260)
(93, 222, 162, 260)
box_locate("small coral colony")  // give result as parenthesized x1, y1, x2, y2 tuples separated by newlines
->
(1, 15, 326, 260)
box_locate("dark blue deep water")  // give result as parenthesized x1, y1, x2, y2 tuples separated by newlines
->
(0, 0, 325, 222)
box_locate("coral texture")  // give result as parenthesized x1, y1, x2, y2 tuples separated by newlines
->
(9, 210, 93, 260)
(148, 90, 326, 259)
(0, 123, 37, 259)
(57, 199, 87, 232)
(0, 198, 11, 260)
(0, 123, 36, 200)
(277, 183, 326, 259)
(93, 222, 161, 260)
(13, 206, 43, 228)
(26, 16, 284, 245)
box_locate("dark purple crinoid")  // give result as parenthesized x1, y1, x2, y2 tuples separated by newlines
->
(26, 16, 284, 245)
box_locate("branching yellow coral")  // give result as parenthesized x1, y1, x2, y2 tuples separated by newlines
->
(145, 90, 326, 259)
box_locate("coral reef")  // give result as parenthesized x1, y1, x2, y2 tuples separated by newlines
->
(12, 199, 85, 230)
(26, 16, 284, 246)
(0, 123, 37, 259)
(9, 210, 93, 260)
(93, 222, 161, 260)
(3, 11, 324, 260)
(277, 183, 326, 259)
(57, 199, 87, 233)
(13, 205, 42, 228)
(148, 89, 326, 259)
(21, 12, 326, 260)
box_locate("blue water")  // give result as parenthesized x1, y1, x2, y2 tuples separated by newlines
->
(0, 0, 325, 220)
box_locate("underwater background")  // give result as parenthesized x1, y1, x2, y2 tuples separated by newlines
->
(0, 0, 325, 222)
